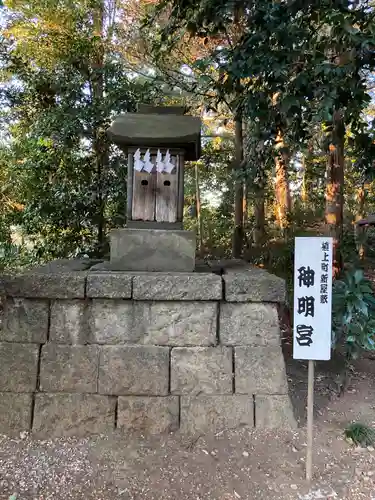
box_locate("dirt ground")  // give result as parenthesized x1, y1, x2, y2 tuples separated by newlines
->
(1, 354, 375, 500)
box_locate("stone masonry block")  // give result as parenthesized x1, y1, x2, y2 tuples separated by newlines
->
(220, 303, 280, 346)
(40, 344, 99, 393)
(1, 298, 49, 343)
(255, 395, 297, 428)
(136, 302, 217, 346)
(2, 272, 86, 298)
(224, 267, 286, 303)
(235, 346, 288, 395)
(99, 346, 169, 395)
(118, 396, 179, 434)
(50, 300, 88, 344)
(89, 300, 217, 346)
(171, 347, 232, 395)
(33, 393, 116, 436)
(0, 393, 32, 434)
(89, 300, 134, 344)
(180, 395, 253, 434)
(0, 343, 39, 392)
(86, 273, 132, 298)
(110, 228, 195, 272)
(132, 273, 222, 301)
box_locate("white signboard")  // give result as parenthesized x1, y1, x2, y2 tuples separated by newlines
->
(293, 237, 333, 361)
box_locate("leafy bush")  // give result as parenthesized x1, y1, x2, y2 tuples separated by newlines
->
(344, 422, 375, 446)
(332, 267, 375, 360)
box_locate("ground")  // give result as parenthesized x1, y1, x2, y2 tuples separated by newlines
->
(0, 354, 375, 500)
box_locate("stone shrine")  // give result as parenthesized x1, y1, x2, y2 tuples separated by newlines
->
(106, 105, 201, 272)
(0, 106, 296, 437)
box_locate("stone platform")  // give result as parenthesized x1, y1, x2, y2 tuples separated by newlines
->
(109, 228, 196, 272)
(0, 260, 296, 437)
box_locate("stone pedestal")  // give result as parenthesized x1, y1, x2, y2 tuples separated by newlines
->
(109, 228, 196, 272)
(0, 260, 297, 437)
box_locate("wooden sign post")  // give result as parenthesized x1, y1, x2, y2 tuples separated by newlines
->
(293, 237, 333, 481)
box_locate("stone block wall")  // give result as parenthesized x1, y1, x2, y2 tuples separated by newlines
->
(0, 262, 296, 437)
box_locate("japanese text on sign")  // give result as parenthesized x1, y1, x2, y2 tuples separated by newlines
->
(293, 237, 333, 361)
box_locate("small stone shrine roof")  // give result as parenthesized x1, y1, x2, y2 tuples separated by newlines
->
(107, 105, 201, 161)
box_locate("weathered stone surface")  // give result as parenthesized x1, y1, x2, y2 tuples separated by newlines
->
(180, 395, 253, 434)
(140, 302, 217, 346)
(1, 298, 49, 343)
(171, 347, 232, 395)
(194, 260, 211, 273)
(235, 346, 288, 395)
(118, 396, 179, 434)
(207, 259, 248, 273)
(107, 111, 201, 161)
(89, 261, 111, 271)
(220, 303, 280, 346)
(99, 346, 169, 395)
(0, 343, 39, 392)
(110, 228, 196, 272)
(40, 344, 99, 393)
(33, 393, 116, 436)
(224, 267, 286, 303)
(50, 300, 88, 344)
(133, 273, 222, 300)
(2, 272, 86, 298)
(32, 258, 101, 273)
(86, 273, 132, 298)
(0, 393, 32, 434)
(89, 300, 217, 345)
(255, 395, 297, 428)
(89, 300, 134, 344)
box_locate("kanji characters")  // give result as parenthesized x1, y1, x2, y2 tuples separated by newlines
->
(297, 266, 315, 288)
(296, 324, 314, 346)
(297, 296, 315, 317)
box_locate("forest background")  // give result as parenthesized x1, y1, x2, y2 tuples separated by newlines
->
(1, 0, 375, 360)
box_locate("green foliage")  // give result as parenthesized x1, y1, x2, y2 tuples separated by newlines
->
(332, 267, 375, 360)
(344, 422, 375, 447)
(0, 0, 162, 260)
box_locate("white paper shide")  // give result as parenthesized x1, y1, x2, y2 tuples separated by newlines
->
(133, 149, 175, 173)
(155, 149, 163, 173)
(293, 237, 333, 361)
(163, 150, 175, 173)
(133, 148, 144, 172)
(143, 149, 154, 173)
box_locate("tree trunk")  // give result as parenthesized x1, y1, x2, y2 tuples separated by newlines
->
(232, 116, 244, 258)
(301, 154, 308, 207)
(243, 181, 248, 226)
(274, 131, 291, 234)
(254, 187, 265, 246)
(325, 110, 345, 275)
(91, 1, 107, 257)
(355, 183, 366, 259)
(356, 183, 366, 221)
(195, 163, 204, 256)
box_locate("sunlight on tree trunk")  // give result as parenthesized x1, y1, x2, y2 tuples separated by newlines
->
(274, 131, 291, 234)
(243, 182, 248, 226)
(195, 163, 204, 256)
(356, 183, 366, 221)
(355, 183, 367, 260)
(325, 111, 345, 275)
